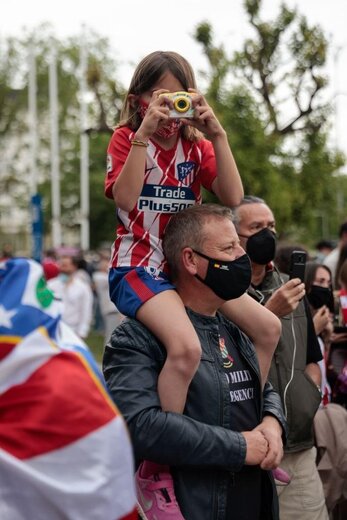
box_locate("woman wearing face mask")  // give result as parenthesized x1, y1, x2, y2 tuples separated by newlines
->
(305, 262, 334, 406)
(330, 260, 347, 409)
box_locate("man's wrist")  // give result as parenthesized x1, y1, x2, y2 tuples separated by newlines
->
(261, 414, 283, 435)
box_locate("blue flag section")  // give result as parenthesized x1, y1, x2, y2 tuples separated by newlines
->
(31, 194, 43, 263)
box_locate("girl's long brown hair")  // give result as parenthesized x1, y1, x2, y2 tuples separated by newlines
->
(119, 51, 203, 142)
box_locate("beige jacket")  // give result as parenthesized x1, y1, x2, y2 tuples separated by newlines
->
(314, 403, 347, 511)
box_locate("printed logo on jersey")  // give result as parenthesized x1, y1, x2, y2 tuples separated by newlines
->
(177, 161, 196, 185)
(219, 336, 234, 369)
(106, 154, 113, 174)
(144, 266, 166, 281)
(137, 184, 195, 213)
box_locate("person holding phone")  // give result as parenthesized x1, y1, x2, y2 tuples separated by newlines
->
(233, 196, 328, 520)
(304, 261, 335, 406)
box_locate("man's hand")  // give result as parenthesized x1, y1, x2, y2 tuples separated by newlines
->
(242, 430, 269, 465)
(265, 278, 305, 318)
(254, 416, 283, 470)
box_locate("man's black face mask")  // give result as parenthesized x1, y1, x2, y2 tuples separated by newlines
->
(239, 228, 277, 265)
(193, 250, 252, 301)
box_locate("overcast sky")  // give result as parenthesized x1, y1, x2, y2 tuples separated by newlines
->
(2, 0, 347, 161)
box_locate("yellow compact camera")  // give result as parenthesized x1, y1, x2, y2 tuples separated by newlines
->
(159, 91, 195, 118)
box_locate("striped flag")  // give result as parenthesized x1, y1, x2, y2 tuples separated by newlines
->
(0, 258, 137, 520)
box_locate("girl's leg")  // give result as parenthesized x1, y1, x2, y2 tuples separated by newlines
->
(220, 293, 281, 388)
(137, 289, 201, 413)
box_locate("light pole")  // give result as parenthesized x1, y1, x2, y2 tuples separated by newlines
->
(49, 42, 62, 249)
(28, 43, 43, 263)
(79, 27, 90, 252)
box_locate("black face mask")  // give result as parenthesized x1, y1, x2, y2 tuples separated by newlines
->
(307, 285, 334, 312)
(193, 250, 252, 301)
(239, 227, 276, 265)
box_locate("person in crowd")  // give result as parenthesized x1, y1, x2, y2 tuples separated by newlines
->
(304, 261, 335, 406)
(233, 195, 328, 520)
(75, 254, 94, 286)
(105, 49, 281, 512)
(93, 255, 124, 344)
(0, 257, 137, 520)
(324, 220, 347, 287)
(43, 247, 58, 262)
(303, 263, 347, 520)
(329, 259, 347, 409)
(274, 242, 310, 275)
(0, 243, 14, 261)
(42, 249, 60, 281)
(315, 240, 335, 263)
(333, 242, 347, 290)
(42, 258, 60, 281)
(334, 259, 347, 329)
(104, 204, 286, 520)
(48, 255, 93, 340)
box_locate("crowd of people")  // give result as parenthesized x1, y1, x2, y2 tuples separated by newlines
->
(1, 49, 347, 519)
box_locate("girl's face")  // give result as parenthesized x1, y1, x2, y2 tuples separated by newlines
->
(313, 266, 331, 288)
(141, 71, 184, 102)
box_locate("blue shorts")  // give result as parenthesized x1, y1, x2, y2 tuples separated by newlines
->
(109, 266, 175, 318)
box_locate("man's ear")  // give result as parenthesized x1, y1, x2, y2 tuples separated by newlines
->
(182, 248, 198, 275)
(128, 94, 138, 109)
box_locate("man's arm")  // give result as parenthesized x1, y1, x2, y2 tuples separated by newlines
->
(254, 416, 283, 470)
(103, 320, 265, 470)
(262, 380, 287, 436)
(255, 381, 287, 470)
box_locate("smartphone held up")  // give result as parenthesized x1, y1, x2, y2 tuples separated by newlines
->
(289, 251, 307, 283)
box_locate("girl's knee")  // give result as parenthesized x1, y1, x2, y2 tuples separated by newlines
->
(166, 338, 202, 376)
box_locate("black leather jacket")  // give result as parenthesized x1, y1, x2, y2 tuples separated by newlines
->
(103, 308, 287, 520)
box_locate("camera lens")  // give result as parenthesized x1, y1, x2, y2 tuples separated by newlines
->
(174, 96, 189, 113)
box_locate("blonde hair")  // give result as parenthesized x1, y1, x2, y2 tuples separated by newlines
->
(119, 51, 203, 142)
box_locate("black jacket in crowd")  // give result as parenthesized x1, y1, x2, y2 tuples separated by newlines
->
(103, 308, 287, 520)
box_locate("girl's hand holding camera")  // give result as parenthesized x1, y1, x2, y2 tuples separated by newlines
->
(146, 88, 226, 141)
(181, 88, 226, 141)
(136, 89, 172, 139)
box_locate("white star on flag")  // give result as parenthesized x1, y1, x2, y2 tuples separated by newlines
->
(0, 305, 17, 328)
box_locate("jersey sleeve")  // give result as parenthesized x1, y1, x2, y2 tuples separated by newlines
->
(105, 127, 133, 199)
(198, 138, 218, 192)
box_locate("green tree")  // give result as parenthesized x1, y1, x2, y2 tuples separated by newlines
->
(194, 0, 345, 244)
(0, 26, 124, 251)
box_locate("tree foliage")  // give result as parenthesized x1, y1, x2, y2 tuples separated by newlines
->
(194, 0, 345, 244)
(0, 0, 346, 253)
(0, 26, 123, 250)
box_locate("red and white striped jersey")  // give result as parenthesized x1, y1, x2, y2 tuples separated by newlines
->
(105, 126, 218, 271)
